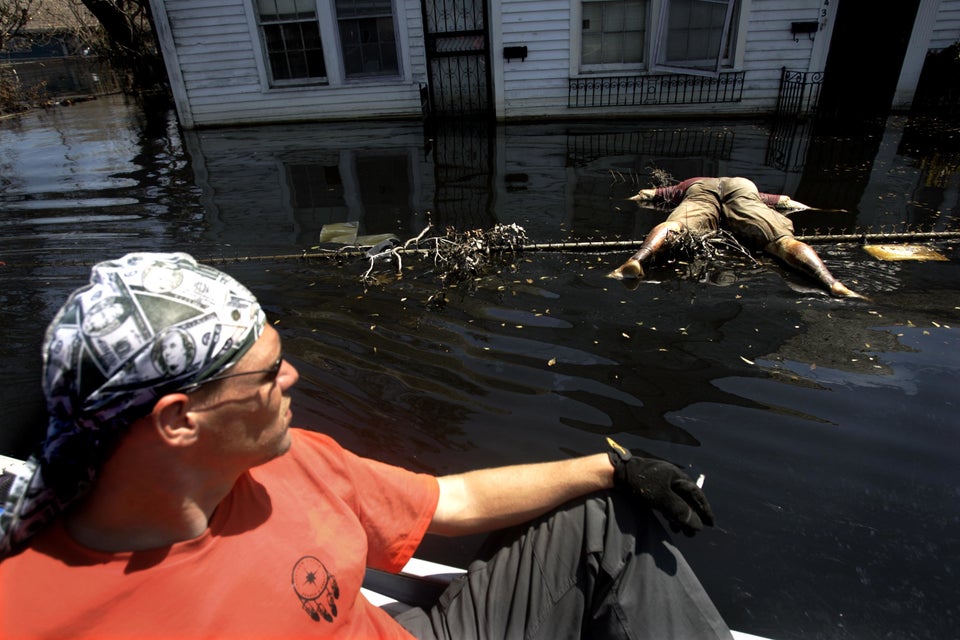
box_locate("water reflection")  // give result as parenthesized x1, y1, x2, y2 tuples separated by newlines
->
(1, 96, 959, 639)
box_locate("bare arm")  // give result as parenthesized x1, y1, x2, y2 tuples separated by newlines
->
(774, 195, 811, 210)
(427, 454, 614, 536)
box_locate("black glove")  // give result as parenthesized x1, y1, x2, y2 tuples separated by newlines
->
(607, 438, 715, 536)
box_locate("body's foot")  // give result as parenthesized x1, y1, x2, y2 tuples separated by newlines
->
(830, 281, 866, 299)
(607, 259, 644, 280)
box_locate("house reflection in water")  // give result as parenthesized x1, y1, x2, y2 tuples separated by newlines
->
(180, 116, 958, 256)
(182, 124, 433, 252)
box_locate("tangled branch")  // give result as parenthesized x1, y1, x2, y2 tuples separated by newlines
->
(670, 228, 759, 266)
(660, 228, 762, 284)
(361, 223, 529, 288)
(361, 224, 433, 281)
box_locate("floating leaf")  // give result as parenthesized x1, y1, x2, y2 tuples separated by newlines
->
(547, 357, 557, 366)
(740, 356, 754, 365)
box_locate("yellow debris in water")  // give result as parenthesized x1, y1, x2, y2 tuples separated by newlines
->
(863, 244, 949, 262)
(319, 221, 359, 244)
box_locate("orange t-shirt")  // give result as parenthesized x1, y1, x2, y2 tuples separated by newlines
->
(0, 429, 440, 639)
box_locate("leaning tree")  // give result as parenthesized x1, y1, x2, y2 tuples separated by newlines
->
(76, 0, 167, 92)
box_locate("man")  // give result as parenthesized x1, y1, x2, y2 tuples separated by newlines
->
(0, 252, 731, 639)
(608, 177, 863, 298)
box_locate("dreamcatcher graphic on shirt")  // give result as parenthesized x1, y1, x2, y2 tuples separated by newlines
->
(292, 556, 340, 622)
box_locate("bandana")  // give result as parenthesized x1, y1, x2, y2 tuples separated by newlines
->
(0, 252, 265, 556)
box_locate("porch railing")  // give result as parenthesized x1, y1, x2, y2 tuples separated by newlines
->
(567, 127, 735, 167)
(775, 68, 823, 117)
(568, 71, 745, 108)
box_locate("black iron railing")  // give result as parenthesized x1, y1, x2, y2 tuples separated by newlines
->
(775, 68, 823, 117)
(567, 127, 735, 167)
(568, 71, 745, 108)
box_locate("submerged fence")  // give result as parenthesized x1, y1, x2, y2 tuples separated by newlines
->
(1, 56, 123, 103)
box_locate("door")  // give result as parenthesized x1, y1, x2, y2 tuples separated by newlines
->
(421, 0, 493, 115)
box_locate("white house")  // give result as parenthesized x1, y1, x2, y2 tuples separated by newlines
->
(147, 0, 960, 128)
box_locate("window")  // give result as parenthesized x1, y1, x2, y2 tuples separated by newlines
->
(335, 0, 399, 77)
(581, 0, 648, 67)
(653, 0, 735, 74)
(284, 152, 414, 246)
(578, 0, 738, 76)
(288, 164, 344, 210)
(257, 0, 327, 83)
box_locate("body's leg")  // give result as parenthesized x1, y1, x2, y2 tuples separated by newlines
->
(607, 220, 685, 279)
(609, 179, 722, 280)
(717, 179, 864, 298)
(766, 236, 863, 298)
(394, 492, 732, 640)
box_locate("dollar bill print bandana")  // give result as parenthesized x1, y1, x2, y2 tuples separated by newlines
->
(0, 252, 266, 556)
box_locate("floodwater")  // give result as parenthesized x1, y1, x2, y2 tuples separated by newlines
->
(2, 95, 959, 640)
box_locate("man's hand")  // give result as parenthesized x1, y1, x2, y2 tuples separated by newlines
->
(777, 196, 811, 211)
(607, 438, 714, 536)
(629, 188, 657, 202)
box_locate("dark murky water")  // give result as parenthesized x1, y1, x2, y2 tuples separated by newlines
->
(2, 95, 959, 640)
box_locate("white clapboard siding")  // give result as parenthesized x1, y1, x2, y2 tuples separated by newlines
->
(930, 0, 960, 49)
(154, 0, 426, 127)
(501, 0, 571, 114)
(734, 2, 819, 108)
(152, 0, 958, 126)
(498, 0, 825, 118)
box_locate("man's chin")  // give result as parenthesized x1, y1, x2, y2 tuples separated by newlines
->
(251, 428, 294, 468)
(273, 427, 294, 457)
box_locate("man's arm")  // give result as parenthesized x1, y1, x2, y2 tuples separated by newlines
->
(428, 442, 714, 537)
(630, 179, 702, 205)
(428, 454, 613, 536)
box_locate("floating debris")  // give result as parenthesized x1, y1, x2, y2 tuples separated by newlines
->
(426, 223, 528, 287)
(671, 228, 759, 266)
(863, 244, 949, 261)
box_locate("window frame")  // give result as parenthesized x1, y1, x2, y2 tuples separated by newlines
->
(572, 0, 744, 78)
(650, 0, 736, 76)
(334, 0, 403, 79)
(248, 0, 406, 90)
(579, 0, 649, 73)
(253, 0, 330, 87)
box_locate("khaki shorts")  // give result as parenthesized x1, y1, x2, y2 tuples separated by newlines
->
(666, 177, 794, 248)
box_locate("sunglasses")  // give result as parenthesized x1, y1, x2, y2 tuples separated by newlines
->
(178, 354, 284, 394)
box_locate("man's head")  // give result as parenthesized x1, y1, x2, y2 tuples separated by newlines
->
(1, 252, 267, 555)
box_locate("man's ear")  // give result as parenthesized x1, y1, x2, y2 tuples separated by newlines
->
(149, 393, 200, 447)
